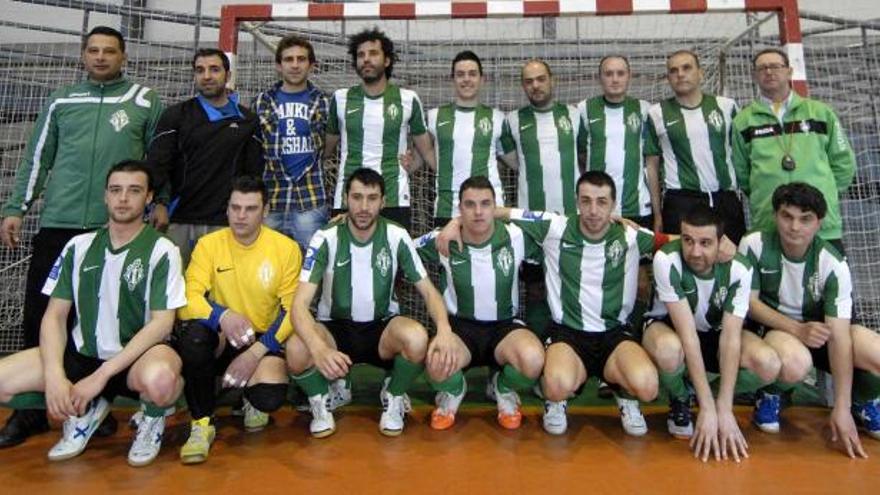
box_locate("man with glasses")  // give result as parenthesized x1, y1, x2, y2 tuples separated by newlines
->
(732, 48, 855, 251)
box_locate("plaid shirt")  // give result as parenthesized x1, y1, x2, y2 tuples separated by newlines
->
(254, 81, 329, 212)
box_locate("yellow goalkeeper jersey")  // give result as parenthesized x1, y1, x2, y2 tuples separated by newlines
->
(178, 225, 302, 351)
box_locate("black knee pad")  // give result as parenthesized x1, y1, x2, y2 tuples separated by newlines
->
(174, 321, 220, 368)
(244, 383, 288, 412)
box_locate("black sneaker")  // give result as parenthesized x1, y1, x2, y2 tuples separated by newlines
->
(666, 397, 694, 439)
(0, 409, 50, 448)
(95, 412, 118, 437)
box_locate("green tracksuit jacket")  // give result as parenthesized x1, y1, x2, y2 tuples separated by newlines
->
(732, 92, 855, 240)
(2, 76, 163, 228)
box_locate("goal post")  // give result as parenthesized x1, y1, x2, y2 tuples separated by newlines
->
(218, 0, 808, 94)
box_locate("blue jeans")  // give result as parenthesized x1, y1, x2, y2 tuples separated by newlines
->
(266, 206, 330, 253)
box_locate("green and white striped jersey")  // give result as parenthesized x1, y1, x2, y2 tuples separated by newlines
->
(577, 96, 652, 217)
(327, 83, 428, 208)
(645, 94, 738, 192)
(501, 103, 580, 214)
(42, 226, 186, 360)
(427, 103, 505, 218)
(510, 209, 654, 332)
(301, 217, 428, 322)
(415, 220, 539, 321)
(648, 239, 753, 332)
(738, 230, 852, 321)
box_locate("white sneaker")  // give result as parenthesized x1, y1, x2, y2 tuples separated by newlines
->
(127, 414, 165, 467)
(543, 400, 568, 435)
(242, 398, 270, 432)
(380, 393, 407, 436)
(380, 376, 412, 413)
(616, 395, 648, 436)
(48, 397, 111, 461)
(308, 394, 335, 439)
(296, 378, 352, 412)
(129, 404, 176, 429)
(329, 378, 353, 410)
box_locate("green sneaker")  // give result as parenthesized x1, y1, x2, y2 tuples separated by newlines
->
(243, 398, 270, 432)
(180, 417, 215, 465)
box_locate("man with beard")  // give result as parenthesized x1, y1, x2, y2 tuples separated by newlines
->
(147, 48, 263, 264)
(324, 27, 434, 232)
(286, 168, 455, 437)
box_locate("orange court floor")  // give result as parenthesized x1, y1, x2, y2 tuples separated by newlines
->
(0, 404, 877, 495)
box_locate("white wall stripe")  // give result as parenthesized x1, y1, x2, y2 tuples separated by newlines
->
(707, 0, 747, 12)
(344, 2, 381, 19)
(271, 3, 309, 18)
(632, 0, 671, 13)
(487, 0, 523, 16)
(559, 0, 597, 15)
(415, 1, 452, 18)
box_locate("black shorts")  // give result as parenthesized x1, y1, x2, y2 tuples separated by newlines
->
(545, 321, 638, 383)
(644, 316, 750, 374)
(743, 319, 833, 374)
(332, 207, 411, 233)
(63, 345, 158, 401)
(322, 317, 397, 370)
(520, 260, 544, 284)
(662, 189, 746, 244)
(450, 316, 528, 369)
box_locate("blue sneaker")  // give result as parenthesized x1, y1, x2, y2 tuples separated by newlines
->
(753, 390, 781, 433)
(852, 399, 880, 440)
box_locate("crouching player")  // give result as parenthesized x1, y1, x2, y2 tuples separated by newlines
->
(416, 176, 544, 430)
(0, 161, 185, 466)
(643, 204, 780, 461)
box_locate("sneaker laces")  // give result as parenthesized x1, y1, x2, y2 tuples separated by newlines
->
(135, 416, 163, 446)
(384, 394, 405, 420)
(669, 398, 691, 426)
(545, 400, 567, 416)
(618, 398, 645, 425)
(496, 389, 521, 416)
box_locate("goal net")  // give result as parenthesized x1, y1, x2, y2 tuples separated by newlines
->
(1, 0, 879, 352)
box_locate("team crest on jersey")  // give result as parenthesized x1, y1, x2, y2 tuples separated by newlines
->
(375, 247, 392, 278)
(386, 104, 400, 122)
(258, 261, 275, 289)
(799, 120, 811, 134)
(123, 258, 145, 291)
(478, 116, 492, 137)
(557, 116, 572, 134)
(807, 272, 822, 301)
(496, 246, 513, 277)
(713, 286, 728, 308)
(109, 109, 130, 132)
(707, 110, 724, 132)
(626, 112, 641, 134)
(607, 240, 625, 268)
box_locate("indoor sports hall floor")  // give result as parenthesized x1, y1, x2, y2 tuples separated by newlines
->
(1, 367, 877, 494)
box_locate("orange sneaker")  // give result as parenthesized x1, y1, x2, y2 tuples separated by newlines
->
(491, 372, 523, 430)
(430, 408, 456, 430)
(497, 408, 522, 430)
(429, 380, 467, 431)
